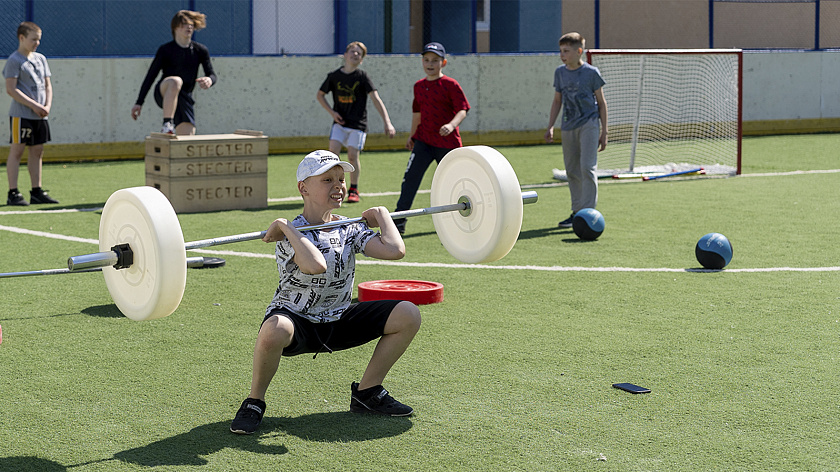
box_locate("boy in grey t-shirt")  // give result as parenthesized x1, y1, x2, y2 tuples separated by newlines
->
(545, 32, 607, 227)
(3, 21, 58, 205)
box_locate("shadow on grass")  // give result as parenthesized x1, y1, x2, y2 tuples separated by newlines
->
(401, 230, 437, 240)
(81, 304, 123, 318)
(0, 456, 67, 471)
(268, 411, 413, 442)
(0, 414, 410, 470)
(560, 237, 599, 244)
(517, 226, 575, 241)
(111, 420, 288, 467)
(517, 225, 605, 244)
(52, 420, 287, 468)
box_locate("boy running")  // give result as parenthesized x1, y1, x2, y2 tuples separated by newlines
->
(131, 10, 216, 136)
(393, 42, 469, 234)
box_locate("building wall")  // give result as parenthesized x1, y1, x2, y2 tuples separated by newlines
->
(560, 0, 840, 50)
(1, 50, 838, 161)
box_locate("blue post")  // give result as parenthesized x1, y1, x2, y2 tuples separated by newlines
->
(594, 0, 600, 49)
(335, 0, 348, 54)
(815, 0, 821, 50)
(708, 0, 714, 48)
(470, 0, 476, 53)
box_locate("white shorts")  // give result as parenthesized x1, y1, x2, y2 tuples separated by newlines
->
(329, 123, 366, 150)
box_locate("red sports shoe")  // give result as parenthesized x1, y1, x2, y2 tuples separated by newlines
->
(347, 188, 360, 203)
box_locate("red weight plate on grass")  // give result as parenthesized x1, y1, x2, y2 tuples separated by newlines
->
(358, 280, 444, 305)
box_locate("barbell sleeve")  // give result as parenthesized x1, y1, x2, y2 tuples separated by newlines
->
(67, 251, 120, 271)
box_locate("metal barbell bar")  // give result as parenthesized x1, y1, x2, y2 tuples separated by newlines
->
(0, 257, 223, 278)
(67, 191, 538, 272)
(2, 145, 537, 321)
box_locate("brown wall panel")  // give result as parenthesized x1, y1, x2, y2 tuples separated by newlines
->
(819, 1, 840, 49)
(714, 2, 814, 49)
(598, 0, 709, 49)
(561, 0, 597, 49)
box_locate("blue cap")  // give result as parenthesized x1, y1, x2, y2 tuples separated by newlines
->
(423, 42, 445, 58)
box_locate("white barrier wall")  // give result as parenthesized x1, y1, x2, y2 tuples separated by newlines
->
(3, 51, 839, 151)
(743, 51, 840, 120)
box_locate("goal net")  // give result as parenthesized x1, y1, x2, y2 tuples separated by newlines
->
(578, 49, 742, 178)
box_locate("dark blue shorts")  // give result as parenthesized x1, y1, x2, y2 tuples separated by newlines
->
(263, 300, 402, 357)
(154, 81, 196, 127)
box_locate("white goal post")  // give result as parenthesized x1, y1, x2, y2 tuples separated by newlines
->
(585, 49, 742, 177)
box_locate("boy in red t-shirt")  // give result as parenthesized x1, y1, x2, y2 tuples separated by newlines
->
(393, 42, 470, 234)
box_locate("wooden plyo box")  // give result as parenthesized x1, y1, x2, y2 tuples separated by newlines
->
(145, 130, 269, 213)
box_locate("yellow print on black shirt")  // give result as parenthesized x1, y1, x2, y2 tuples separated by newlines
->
(337, 81, 360, 104)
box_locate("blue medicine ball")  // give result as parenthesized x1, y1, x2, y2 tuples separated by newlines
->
(695, 233, 733, 269)
(572, 208, 605, 240)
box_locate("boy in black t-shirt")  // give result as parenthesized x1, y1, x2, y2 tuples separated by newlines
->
(316, 41, 395, 202)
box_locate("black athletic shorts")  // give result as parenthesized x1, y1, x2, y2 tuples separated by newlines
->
(9, 117, 50, 146)
(263, 300, 402, 357)
(154, 81, 196, 127)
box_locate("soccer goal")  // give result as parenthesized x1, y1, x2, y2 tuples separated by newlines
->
(584, 49, 742, 178)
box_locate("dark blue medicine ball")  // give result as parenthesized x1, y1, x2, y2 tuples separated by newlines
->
(695, 233, 733, 269)
(572, 208, 605, 240)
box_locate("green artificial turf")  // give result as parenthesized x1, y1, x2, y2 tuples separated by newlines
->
(1, 134, 839, 471)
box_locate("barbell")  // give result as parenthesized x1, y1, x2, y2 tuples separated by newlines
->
(1, 145, 537, 321)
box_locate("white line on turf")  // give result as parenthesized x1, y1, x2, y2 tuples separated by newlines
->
(1, 223, 837, 273)
(2, 168, 839, 273)
(0, 224, 98, 245)
(1, 168, 838, 215)
(0, 207, 104, 215)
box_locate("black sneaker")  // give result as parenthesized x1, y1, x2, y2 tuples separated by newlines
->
(558, 213, 575, 228)
(350, 382, 414, 416)
(30, 188, 59, 204)
(230, 398, 266, 434)
(393, 218, 406, 235)
(7, 189, 28, 206)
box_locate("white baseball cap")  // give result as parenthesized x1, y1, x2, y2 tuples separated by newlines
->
(296, 150, 355, 182)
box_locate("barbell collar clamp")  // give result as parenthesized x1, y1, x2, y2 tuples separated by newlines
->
(112, 243, 134, 270)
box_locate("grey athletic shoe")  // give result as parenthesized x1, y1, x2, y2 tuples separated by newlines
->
(230, 398, 266, 434)
(350, 382, 414, 416)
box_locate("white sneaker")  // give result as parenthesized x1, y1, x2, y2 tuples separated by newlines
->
(161, 122, 176, 135)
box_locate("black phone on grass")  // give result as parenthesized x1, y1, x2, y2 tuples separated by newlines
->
(612, 383, 651, 394)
